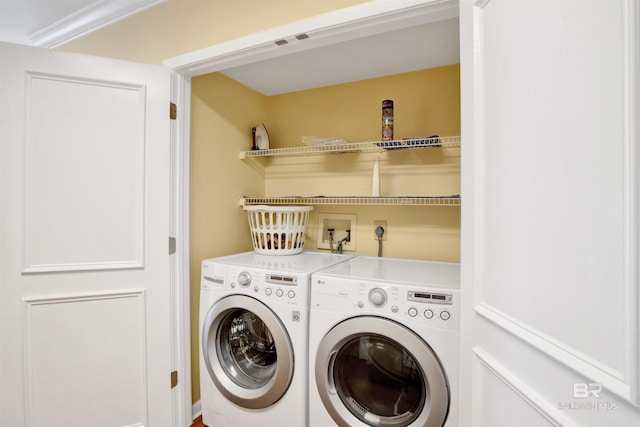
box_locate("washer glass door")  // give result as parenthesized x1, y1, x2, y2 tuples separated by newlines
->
(203, 295, 293, 409)
(316, 316, 449, 427)
(217, 309, 277, 388)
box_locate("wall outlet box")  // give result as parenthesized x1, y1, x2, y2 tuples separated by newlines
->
(317, 213, 356, 251)
(373, 220, 387, 241)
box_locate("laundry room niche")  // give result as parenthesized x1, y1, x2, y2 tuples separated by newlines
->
(184, 4, 462, 405)
(191, 63, 460, 264)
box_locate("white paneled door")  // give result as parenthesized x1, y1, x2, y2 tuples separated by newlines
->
(460, 0, 640, 426)
(0, 42, 172, 426)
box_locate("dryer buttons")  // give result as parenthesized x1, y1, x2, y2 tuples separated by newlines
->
(265, 288, 273, 296)
(276, 289, 284, 297)
(424, 309, 434, 319)
(408, 307, 418, 317)
(287, 290, 296, 299)
(440, 311, 451, 321)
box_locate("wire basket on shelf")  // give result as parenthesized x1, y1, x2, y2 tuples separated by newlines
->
(244, 205, 313, 255)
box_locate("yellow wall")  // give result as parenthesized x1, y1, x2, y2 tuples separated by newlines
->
(190, 73, 266, 401)
(264, 65, 461, 259)
(190, 64, 460, 401)
(58, 0, 370, 64)
(267, 66, 461, 145)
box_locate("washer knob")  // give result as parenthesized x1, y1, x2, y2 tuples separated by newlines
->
(368, 288, 387, 307)
(237, 271, 251, 287)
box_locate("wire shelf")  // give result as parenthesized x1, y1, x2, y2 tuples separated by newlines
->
(239, 136, 461, 159)
(239, 196, 461, 207)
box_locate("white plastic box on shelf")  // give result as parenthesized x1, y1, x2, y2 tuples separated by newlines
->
(244, 205, 313, 255)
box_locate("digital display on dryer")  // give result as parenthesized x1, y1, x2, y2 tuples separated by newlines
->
(266, 274, 297, 286)
(408, 291, 452, 305)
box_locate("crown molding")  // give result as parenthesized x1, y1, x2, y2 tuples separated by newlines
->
(29, 0, 167, 49)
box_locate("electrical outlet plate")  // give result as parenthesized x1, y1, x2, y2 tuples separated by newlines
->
(317, 213, 356, 251)
(373, 220, 387, 241)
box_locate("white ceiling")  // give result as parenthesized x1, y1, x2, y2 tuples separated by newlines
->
(221, 17, 459, 96)
(0, 0, 165, 47)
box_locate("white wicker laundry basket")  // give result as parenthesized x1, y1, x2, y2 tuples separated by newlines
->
(244, 205, 313, 255)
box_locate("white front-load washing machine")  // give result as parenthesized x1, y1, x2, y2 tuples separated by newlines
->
(199, 251, 354, 427)
(309, 256, 460, 427)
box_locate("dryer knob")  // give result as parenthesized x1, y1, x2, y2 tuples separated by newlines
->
(368, 288, 387, 307)
(237, 271, 251, 287)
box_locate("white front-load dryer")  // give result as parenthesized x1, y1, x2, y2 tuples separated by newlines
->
(309, 256, 460, 427)
(199, 251, 353, 427)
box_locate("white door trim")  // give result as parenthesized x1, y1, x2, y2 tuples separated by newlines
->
(164, 0, 458, 77)
(169, 70, 193, 426)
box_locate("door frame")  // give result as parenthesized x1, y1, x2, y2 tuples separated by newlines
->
(166, 0, 459, 423)
(169, 70, 193, 427)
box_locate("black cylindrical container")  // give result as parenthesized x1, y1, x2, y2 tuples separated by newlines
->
(382, 100, 394, 141)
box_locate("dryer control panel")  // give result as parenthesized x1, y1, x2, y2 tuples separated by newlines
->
(312, 276, 459, 331)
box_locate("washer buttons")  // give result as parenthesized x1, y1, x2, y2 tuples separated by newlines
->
(408, 307, 418, 317)
(440, 311, 451, 321)
(265, 288, 272, 296)
(237, 271, 251, 287)
(424, 309, 434, 319)
(287, 290, 295, 299)
(357, 301, 365, 308)
(368, 288, 387, 307)
(391, 306, 399, 313)
(276, 289, 284, 297)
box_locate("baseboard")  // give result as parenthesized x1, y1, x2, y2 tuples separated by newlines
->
(192, 400, 202, 421)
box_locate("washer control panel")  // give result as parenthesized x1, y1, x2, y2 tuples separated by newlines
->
(312, 276, 459, 330)
(202, 261, 308, 307)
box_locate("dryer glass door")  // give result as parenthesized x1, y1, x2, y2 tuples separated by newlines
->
(334, 335, 424, 425)
(202, 295, 294, 409)
(316, 316, 449, 427)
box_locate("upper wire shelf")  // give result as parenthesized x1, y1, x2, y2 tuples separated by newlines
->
(239, 196, 461, 207)
(239, 136, 461, 159)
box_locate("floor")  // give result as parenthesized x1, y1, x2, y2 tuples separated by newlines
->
(190, 416, 205, 427)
